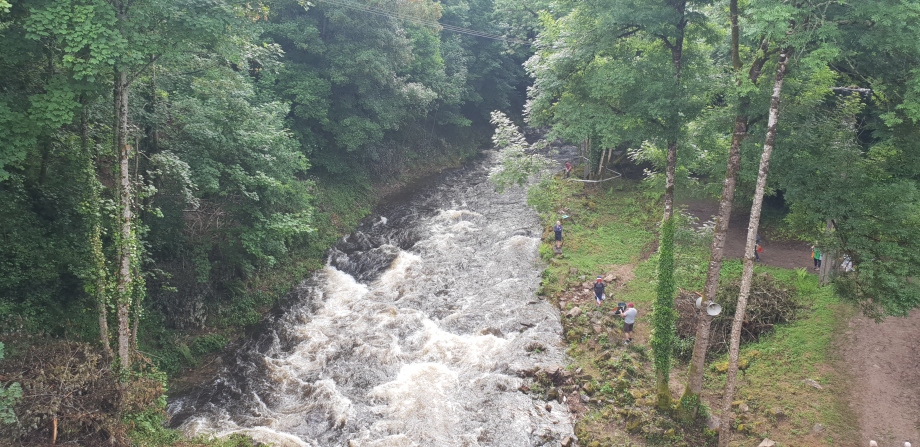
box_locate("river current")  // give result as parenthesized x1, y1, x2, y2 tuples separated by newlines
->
(167, 150, 574, 446)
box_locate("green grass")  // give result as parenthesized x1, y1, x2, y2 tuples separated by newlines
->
(529, 176, 854, 447)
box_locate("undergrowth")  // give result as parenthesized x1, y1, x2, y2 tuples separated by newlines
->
(529, 176, 853, 447)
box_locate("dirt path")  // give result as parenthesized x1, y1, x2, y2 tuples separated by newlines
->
(680, 199, 812, 270)
(839, 309, 920, 447)
(681, 198, 920, 447)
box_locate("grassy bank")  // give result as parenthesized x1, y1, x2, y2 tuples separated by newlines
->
(527, 176, 855, 446)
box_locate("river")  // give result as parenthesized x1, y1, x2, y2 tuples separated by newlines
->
(167, 149, 574, 446)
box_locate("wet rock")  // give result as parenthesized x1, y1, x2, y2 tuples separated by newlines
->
(758, 439, 776, 447)
(518, 384, 530, 392)
(802, 378, 823, 390)
(561, 436, 575, 447)
(545, 403, 552, 412)
(566, 307, 582, 318)
(480, 327, 503, 337)
(547, 388, 558, 401)
(580, 393, 590, 403)
(518, 367, 538, 377)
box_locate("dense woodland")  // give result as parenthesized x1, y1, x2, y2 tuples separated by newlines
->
(2, 0, 920, 444)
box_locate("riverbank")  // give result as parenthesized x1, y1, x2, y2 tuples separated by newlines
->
(163, 146, 482, 395)
(529, 175, 857, 446)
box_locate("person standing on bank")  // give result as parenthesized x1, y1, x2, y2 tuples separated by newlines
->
(616, 302, 637, 344)
(812, 245, 822, 270)
(593, 276, 605, 306)
(553, 220, 563, 250)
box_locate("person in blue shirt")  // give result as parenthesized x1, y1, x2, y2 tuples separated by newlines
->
(593, 276, 605, 306)
(553, 220, 563, 250)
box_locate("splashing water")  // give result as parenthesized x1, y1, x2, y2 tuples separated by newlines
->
(168, 152, 573, 446)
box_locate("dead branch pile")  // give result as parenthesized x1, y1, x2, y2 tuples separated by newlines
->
(0, 337, 165, 446)
(675, 273, 802, 355)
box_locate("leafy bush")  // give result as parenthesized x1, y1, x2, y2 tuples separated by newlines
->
(0, 342, 22, 425)
(191, 334, 228, 357)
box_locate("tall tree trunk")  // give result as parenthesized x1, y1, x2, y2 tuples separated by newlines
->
(682, 116, 745, 400)
(83, 105, 113, 362)
(818, 219, 834, 284)
(663, 140, 677, 222)
(652, 0, 687, 409)
(718, 50, 790, 447)
(583, 139, 591, 179)
(115, 68, 133, 371)
(681, 0, 763, 406)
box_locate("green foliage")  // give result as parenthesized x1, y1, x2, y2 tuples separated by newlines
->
(0, 343, 22, 425)
(191, 334, 228, 357)
(651, 217, 677, 402)
(489, 111, 550, 192)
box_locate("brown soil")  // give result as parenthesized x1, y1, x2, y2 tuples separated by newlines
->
(679, 199, 812, 270)
(839, 309, 920, 447)
(680, 198, 920, 447)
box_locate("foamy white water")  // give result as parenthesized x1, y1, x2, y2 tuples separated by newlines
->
(168, 151, 573, 446)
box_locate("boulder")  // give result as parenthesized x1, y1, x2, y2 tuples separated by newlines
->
(561, 436, 575, 447)
(757, 439, 776, 447)
(566, 307, 582, 318)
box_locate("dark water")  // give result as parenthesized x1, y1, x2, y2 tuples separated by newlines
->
(167, 150, 574, 447)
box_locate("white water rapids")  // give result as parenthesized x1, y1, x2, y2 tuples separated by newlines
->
(167, 151, 574, 446)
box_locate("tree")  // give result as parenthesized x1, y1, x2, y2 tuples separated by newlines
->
(680, 0, 775, 409)
(526, 0, 715, 409)
(718, 49, 790, 447)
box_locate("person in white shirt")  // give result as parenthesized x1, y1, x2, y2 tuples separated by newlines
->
(615, 302, 638, 344)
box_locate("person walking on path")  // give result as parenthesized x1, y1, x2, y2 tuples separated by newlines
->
(755, 234, 762, 262)
(553, 220, 563, 250)
(593, 276, 606, 306)
(615, 302, 637, 344)
(812, 245, 822, 270)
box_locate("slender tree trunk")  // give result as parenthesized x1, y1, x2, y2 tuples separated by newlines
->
(83, 104, 114, 361)
(682, 4, 778, 408)
(683, 116, 746, 398)
(583, 139, 591, 179)
(115, 68, 133, 371)
(819, 219, 834, 284)
(719, 50, 790, 447)
(652, 0, 687, 410)
(597, 147, 608, 178)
